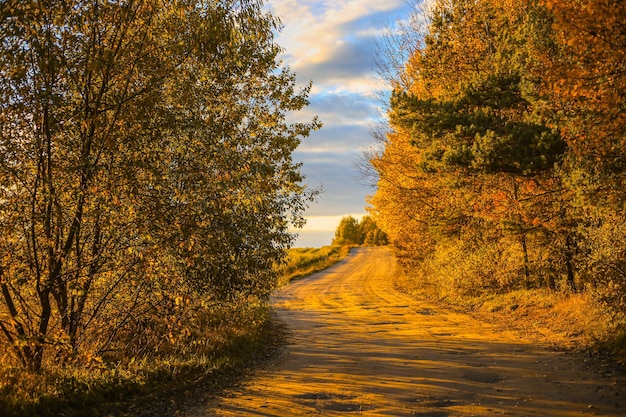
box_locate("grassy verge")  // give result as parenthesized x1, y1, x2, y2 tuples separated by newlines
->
(395, 271, 626, 365)
(276, 245, 352, 286)
(0, 304, 287, 417)
(0, 245, 351, 417)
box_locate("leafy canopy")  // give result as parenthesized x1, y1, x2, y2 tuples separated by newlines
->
(0, 0, 319, 371)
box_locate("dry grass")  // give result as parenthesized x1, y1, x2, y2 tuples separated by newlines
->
(276, 245, 351, 286)
(0, 246, 352, 417)
(0, 303, 281, 417)
(396, 272, 626, 364)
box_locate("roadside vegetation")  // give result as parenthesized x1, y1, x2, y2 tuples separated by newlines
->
(396, 273, 625, 362)
(332, 215, 388, 246)
(277, 246, 351, 286)
(277, 216, 388, 286)
(1, 240, 354, 417)
(0, 0, 317, 415)
(0, 301, 280, 417)
(368, 0, 626, 362)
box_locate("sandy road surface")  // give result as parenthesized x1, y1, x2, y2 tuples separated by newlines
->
(188, 247, 625, 416)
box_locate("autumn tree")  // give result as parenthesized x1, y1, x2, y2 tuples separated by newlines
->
(0, 0, 318, 371)
(359, 215, 388, 246)
(541, 0, 626, 208)
(332, 215, 387, 246)
(368, 0, 582, 294)
(537, 0, 626, 310)
(333, 216, 361, 246)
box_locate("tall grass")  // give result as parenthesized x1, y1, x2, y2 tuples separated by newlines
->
(0, 301, 278, 417)
(0, 245, 351, 416)
(276, 245, 351, 286)
(395, 249, 626, 364)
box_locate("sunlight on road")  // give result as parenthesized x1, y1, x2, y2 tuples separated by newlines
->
(189, 247, 624, 416)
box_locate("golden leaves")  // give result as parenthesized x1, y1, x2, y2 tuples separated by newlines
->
(0, 0, 316, 373)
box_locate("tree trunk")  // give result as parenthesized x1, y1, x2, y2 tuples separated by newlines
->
(565, 233, 577, 292)
(32, 287, 52, 372)
(514, 181, 531, 289)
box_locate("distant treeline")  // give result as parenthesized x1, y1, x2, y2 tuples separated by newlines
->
(332, 215, 388, 246)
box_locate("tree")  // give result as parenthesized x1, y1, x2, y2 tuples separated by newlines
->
(368, 0, 579, 293)
(333, 216, 361, 246)
(0, 0, 318, 371)
(360, 215, 388, 246)
(541, 0, 626, 209)
(537, 0, 626, 309)
(332, 215, 387, 246)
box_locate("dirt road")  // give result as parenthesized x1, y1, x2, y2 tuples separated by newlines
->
(189, 247, 625, 416)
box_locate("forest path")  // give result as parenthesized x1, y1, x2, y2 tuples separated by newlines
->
(187, 246, 624, 416)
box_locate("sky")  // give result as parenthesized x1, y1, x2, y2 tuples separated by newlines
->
(267, 0, 413, 247)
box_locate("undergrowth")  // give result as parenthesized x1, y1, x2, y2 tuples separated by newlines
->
(0, 303, 282, 417)
(0, 245, 350, 416)
(395, 271, 626, 365)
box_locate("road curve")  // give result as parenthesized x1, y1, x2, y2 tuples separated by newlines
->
(189, 246, 625, 416)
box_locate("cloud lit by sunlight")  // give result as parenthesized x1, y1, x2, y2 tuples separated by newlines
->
(290, 214, 367, 248)
(267, 0, 412, 246)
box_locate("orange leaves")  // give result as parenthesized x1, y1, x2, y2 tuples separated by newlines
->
(369, 0, 626, 321)
(537, 0, 626, 205)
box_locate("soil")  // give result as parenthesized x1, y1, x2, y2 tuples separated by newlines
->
(185, 246, 626, 416)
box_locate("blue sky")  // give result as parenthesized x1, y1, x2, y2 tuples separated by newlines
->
(267, 0, 413, 247)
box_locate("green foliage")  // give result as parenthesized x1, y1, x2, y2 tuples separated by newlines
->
(360, 215, 389, 246)
(369, 0, 626, 342)
(371, 0, 575, 297)
(391, 81, 565, 175)
(0, 0, 318, 379)
(333, 216, 362, 245)
(332, 215, 388, 246)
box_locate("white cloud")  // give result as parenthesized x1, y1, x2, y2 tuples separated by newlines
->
(295, 213, 368, 232)
(294, 91, 379, 127)
(266, 0, 412, 246)
(269, 0, 408, 91)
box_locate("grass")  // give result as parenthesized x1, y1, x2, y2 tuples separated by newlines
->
(395, 271, 626, 364)
(0, 245, 351, 417)
(0, 304, 286, 417)
(276, 245, 352, 286)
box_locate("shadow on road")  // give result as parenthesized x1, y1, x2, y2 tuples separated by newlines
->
(190, 247, 625, 417)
